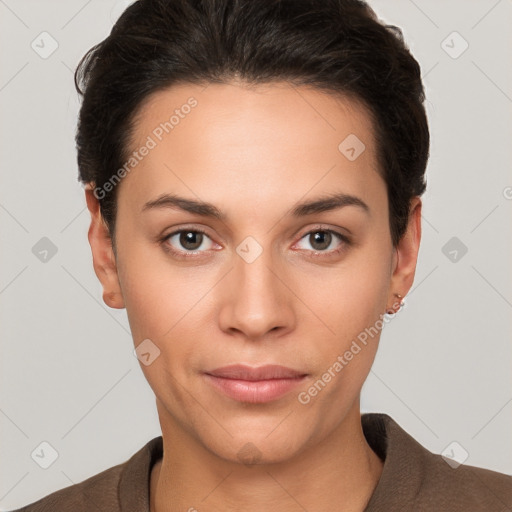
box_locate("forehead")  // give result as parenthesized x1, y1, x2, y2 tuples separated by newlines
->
(119, 81, 384, 213)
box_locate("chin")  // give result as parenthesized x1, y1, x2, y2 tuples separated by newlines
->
(217, 438, 300, 467)
(195, 421, 308, 467)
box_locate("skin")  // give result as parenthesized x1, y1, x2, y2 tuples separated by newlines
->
(84, 80, 421, 512)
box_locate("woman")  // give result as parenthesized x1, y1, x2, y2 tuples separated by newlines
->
(13, 0, 511, 510)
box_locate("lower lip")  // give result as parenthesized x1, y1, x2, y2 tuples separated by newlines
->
(203, 374, 307, 403)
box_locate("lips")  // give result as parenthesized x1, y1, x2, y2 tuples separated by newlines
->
(203, 364, 308, 403)
(205, 364, 307, 381)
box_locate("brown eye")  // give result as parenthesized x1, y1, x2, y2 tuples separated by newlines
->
(163, 229, 216, 254)
(294, 228, 350, 256)
(179, 231, 204, 251)
(309, 231, 332, 251)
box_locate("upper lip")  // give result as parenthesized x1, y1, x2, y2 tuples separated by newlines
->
(205, 364, 307, 381)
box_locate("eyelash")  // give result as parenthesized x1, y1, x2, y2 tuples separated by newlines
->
(160, 225, 351, 259)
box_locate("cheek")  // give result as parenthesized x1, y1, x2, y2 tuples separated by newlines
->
(295, 268, 389, 416)
(116, 230, 210, 339)
(295, 245, 391, 377)
(119, 257, 212, 403)
(120, 263, 214, 343)
(301, 247, 391, 332)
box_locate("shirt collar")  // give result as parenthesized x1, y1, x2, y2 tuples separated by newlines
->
(362, 412, 426, 511)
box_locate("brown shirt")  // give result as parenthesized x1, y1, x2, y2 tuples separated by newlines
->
(11, 413, 512, 511)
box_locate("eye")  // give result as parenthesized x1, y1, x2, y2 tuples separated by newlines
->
(162, 228, 217, 255)
(160, 226, 350, 259)
(294, 228, 350, 254)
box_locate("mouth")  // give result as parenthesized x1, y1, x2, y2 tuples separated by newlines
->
(203, 364, 308, 403)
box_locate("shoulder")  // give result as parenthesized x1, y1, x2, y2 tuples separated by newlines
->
(362, 413, 512, 511)
(10, 436, 163, 512)
(9, 463, 124, 511)
(419, 446, 512, 510)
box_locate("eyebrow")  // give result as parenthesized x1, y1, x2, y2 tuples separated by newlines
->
(141, 191, 370, 220)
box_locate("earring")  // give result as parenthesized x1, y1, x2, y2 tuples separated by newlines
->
(386, 293, 404, 314)
(395, 293, 405, 309)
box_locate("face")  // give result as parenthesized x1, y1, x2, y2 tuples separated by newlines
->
(86, 80, 421, 465)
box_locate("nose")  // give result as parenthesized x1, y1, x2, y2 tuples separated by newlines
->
(217, 243, 296, 341)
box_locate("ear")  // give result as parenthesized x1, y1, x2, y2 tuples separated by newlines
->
(84, 184, 125, 309)
(387, 196, 422, 313)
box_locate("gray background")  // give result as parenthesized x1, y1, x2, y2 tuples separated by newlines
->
(1, 0, 511, 509)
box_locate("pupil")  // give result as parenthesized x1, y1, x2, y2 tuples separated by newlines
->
(311, 231, 331, 250)
(181, 231, 202, 250)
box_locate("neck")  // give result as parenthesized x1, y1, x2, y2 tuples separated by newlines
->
(150, 402, 383, 512)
